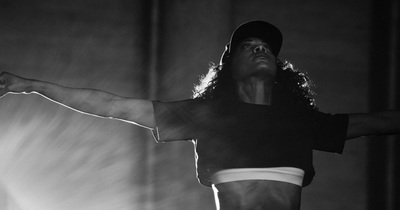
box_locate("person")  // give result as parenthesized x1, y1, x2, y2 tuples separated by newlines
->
(0, 20, 399, 210)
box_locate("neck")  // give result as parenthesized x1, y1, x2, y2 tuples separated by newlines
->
(236, 77, 274, 105)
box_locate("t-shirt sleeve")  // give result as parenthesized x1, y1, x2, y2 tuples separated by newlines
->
(151, 99, 198, 142)
(311, 112, 349, 154)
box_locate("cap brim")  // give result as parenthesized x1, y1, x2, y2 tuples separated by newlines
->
(229, 20, 282, 56)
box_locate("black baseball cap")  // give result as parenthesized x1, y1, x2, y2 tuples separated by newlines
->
(220, 20, 283, 65)
(230, 20, 283, 56)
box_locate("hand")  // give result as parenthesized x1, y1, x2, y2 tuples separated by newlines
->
(0, 72, 31, 98)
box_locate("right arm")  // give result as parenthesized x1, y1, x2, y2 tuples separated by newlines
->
(0, 72, 156, 130)
(346, 111, 400, 140)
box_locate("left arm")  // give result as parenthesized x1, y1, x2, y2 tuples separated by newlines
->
(347, 111, 400, 140)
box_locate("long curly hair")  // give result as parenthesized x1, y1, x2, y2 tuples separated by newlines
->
(193, 59, 317, 111)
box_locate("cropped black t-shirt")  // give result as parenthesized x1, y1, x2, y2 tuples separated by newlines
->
(151, 98, 349, 187)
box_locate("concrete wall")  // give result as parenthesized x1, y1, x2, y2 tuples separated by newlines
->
(0, 0, 374, 209)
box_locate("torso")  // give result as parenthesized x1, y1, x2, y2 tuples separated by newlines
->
(213, 180, 302, 210)
(192, 99, 318, 187)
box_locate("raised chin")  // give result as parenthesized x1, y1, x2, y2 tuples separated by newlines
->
(252, 63, 276, 76)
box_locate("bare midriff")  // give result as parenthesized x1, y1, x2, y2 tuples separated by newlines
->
(213, 180, 302, 210)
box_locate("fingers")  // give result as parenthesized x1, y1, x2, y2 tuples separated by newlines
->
(0, 72, 8, 88)
(0, 72, 10, 97)
(0, 86, 8, 98)
(0, 72, 29, 96)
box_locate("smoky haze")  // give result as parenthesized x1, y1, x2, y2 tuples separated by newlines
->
(0, 0, 373, 209)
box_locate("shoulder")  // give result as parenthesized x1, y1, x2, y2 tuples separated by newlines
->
(152, 98, 220, 118)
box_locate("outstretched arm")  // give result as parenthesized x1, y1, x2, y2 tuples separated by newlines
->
(0, 72, 155, 130)
(347, 111, 400, 139)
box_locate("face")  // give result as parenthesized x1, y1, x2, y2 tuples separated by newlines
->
(230, 37, 278, 81)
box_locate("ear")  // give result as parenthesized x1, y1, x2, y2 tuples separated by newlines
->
(219, 44, 231, 65)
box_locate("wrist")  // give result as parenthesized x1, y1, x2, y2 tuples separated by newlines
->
(24, 79, 39, 93)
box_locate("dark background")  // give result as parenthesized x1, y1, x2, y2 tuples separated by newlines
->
(0, 0, 398, 209)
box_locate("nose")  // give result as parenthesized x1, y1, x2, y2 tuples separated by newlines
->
(253, 44, 268, 53)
